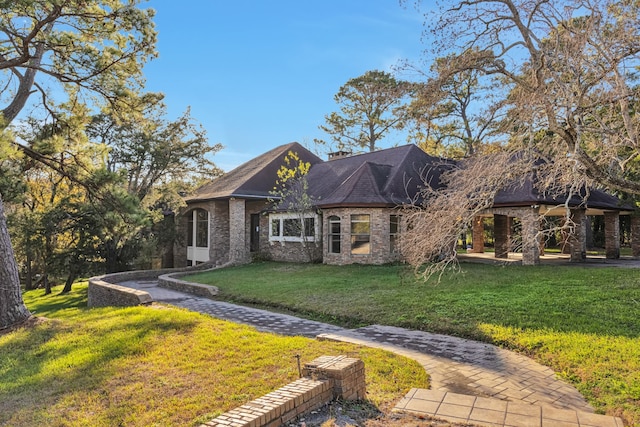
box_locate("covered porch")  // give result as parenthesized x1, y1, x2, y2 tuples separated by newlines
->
(469, 205, 638, 265)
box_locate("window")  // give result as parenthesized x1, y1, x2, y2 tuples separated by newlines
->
(196, 209, 209, 248)
(351, 214, 370, 255)
(187, 208, 210, 265)
(187, 214, 194, 246)
(390, 214, 401, 253)
(328, 216, 341, 254)
(283, 218, 301, 237)
(187, 209, 209, 248)
(269, 213, 318, 242)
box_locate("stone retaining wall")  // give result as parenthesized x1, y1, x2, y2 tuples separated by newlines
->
(87, 279, 153, 308)
(87, 262, 219, 308)
(200, 356, 366, 427)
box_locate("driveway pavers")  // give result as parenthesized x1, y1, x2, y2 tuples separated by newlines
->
(118, 279, 624, 427)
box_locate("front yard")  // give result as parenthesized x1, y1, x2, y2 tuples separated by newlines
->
(0, 284, 426, 426)
(186, 262, 640, 426)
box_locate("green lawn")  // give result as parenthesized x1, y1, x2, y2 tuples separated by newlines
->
(0, 283, 427, 427)
(186, 262, 640, 426)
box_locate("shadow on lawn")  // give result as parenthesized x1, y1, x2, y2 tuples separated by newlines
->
(0, 304, 199, 423)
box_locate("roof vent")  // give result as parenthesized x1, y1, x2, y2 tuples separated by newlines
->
(328, 150, 352, 161)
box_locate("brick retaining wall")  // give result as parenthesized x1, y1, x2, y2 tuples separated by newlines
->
(200, 356, 366, 427)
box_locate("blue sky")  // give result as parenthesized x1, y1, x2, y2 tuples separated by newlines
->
(144, 1, 429, 171)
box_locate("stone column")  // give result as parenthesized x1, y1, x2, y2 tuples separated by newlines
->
(229, 198, 248, 264)
(631, 216, 640, 258)
(471, 216, 485, 253)
(521, 208, 540, 265)
(570, 209, 587, 262)
(494, 214, 510, 259)
(604, 211, 620, 259)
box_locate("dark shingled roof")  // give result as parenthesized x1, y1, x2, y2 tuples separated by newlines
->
(494, 179, 632, 211)
(493, 164, 633, 212)
(305, 145, 451, 208)
(186, 142, 323, 202)
(188, 142, 632, 212)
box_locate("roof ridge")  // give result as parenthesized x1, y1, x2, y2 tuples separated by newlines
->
(322, 161, 382, 203)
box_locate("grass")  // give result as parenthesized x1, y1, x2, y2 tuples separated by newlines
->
(0, 283, 428, 427)
(186, 262, 640, 426)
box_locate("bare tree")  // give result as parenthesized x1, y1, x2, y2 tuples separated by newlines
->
(424, 0, 640, 193)
(400, 152, 538, 279)
(398, 0, 639, 277)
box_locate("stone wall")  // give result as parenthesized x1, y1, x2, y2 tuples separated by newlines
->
(87, 279, 152, 308)
(604, 211, 620, 259)
(200, 356, 366, 427)
(632, 216, 640, 257)
(87, 264, 218, 308)
(322, 207, 401, 265)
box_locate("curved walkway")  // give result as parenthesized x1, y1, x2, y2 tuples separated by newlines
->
(120, 279, 623, 427)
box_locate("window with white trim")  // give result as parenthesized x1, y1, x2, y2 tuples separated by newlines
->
(269, 213, 318, 242)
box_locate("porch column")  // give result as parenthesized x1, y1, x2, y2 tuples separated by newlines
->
(521, 208, 540, 265)
(604, 211, 620, 259)
(631, 216, 640, 258)
(494, 214, 510, 259)
(229, 198, 249, 264)
(471, 216, 485, 253)
(570, 209, 587, 262)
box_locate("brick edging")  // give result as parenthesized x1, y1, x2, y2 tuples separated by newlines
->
(200, 355, 366, 427)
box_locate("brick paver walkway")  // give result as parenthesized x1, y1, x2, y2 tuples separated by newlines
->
(119, 279, 624, 427)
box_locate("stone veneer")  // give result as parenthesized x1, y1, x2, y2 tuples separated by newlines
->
(604, 211, 620, 259)
(200, 356, 366, 427)
(632, 216, 640, 257)
(322, 207, 402, 265)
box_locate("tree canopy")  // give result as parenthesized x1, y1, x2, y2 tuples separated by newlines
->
(399, 0, 640, 276)
(317, 70, 415, 153)
(423, 0, 640, 193)
(0, 0, 158, 329)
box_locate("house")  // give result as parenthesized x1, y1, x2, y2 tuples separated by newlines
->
(174, 142, 636, 267)
(174, 142, 449, 266)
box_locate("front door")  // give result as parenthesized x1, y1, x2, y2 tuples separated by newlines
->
(250, 214, 260, 252)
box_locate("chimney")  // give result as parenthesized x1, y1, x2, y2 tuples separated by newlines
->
(328, 150, 352, 161)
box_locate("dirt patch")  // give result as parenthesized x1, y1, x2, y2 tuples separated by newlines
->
(0, 316, 50, 336)
(287, 401, 477, 427)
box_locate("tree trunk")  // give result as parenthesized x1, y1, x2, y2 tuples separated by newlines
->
(61, 272, 76, 294)
(44, 275, 51, 295)
(0, 194, 32, 330)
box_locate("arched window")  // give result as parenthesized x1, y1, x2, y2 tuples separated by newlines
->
(328, 216, 341, 254)
(187, 208, 209, 265)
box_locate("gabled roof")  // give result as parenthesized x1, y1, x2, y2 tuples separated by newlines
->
(306, 145, 451, 208)
(186, 142, 323, 202)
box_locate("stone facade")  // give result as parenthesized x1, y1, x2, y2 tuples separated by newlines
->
(569, 209, 587, 262)
(253, 207, 323, 263)
(632, 216, 640, 257)
(486, 207, 542, 265)
(174, 200, 232, 268)
(604, 211, 620, 259)
(471, 216, 485, 253)
(494, 214, 510, 259)
(322, 207, 402, 265)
